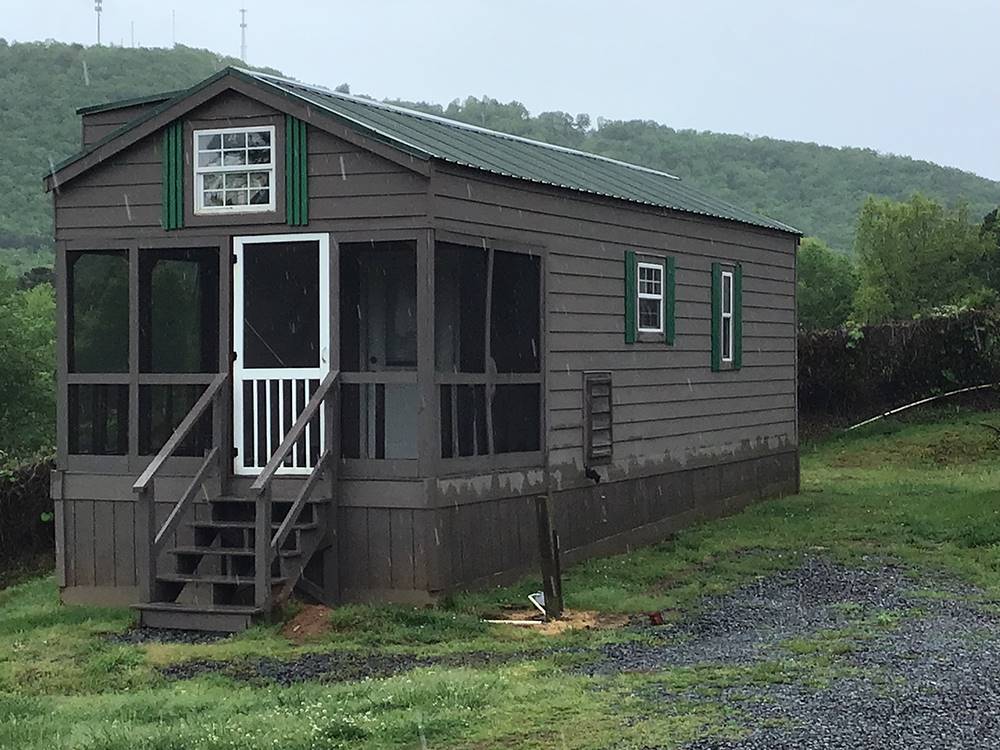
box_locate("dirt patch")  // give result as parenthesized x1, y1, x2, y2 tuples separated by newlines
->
(281, 604, 332, 644)
(487, 609, 630, 635)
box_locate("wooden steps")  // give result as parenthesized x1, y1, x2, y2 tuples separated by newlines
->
(135, 490, 330, 632)
(186, 520, 319, 531)
(133, 602, 264, 632)
(168, 546, 302, 558)
(155, 572, 288, 586)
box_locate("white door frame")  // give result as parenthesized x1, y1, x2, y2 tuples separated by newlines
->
(232, 233, 330, 476)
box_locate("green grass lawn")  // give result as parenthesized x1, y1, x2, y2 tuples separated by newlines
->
(3, 409, 1000, 749)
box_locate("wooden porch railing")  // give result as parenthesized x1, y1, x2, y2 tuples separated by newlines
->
(132, 372, 229, 603)
(249, 369, 339, 609)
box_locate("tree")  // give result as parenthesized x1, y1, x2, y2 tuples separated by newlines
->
(980, 207, 1000, 293)
(0, 270, 54, 459)
(797, 237, 856, 330)
(853, 195, 992, 323)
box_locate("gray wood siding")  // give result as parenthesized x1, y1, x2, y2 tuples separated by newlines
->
(429, 165, 797, 490)
(81, 101, 167, 148)
(56, 91, 428, 243)
(338, 506, 439, 599)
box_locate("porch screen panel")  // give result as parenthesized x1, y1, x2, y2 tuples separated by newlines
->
(67, 250, 129, 455)
(490, 251, 540, 373)
(68, 384, 128, 455)
(139, 248, 219, 373)
(434, 243, 486, 373)
(136, 247, 219, 456)
(68, 251, 128, 373)
(139, 384, 212, 456)
(339, 241, 419, 461)
(436, 242, 543, 459)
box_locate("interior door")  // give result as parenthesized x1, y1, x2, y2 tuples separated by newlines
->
(233, 233, 330, 476)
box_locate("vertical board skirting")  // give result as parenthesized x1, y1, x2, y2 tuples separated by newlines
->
(710, 262, 721, 372)
(665, 256, 676, 346)
(160, 121, 183, 230)
(624, 250, 637, 344)
(733, 263, 743, 370)
(285, 115, 309, 226)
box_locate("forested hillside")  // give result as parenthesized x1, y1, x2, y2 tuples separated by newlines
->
(389, 96, 1000, 251)
(1, 40, 998, 274)
(0, 41, 277, 274)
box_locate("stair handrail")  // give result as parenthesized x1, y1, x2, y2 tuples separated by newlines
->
(249, 369, 339, 609)
(133, 372, 230, 494)
(132, 371, 229, 603)
(270, 448, 331, 557)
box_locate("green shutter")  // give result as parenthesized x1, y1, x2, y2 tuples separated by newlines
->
(665, 256, 676, 345)
(624, 250, 637, 344)
(733, 263, 743, 370)
(161, 121, 183, 231)
(710, 262, 721, 372)
(285, 115, 309, 226)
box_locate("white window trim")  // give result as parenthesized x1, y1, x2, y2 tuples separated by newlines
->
(193, 125, 277, 215)
(720, 270, 734, 363)
(637, 261, 665, 333)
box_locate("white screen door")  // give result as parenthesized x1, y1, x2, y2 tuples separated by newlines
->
(233, 233, 330, 476)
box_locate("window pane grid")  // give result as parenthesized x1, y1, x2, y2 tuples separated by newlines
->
(721, 270, 734, 362)
(194, 126, 275, 214)
(637, 262, 663, 332)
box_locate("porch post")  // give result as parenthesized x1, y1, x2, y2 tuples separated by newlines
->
(216, 237, 232, 483)
(254, 487, 271, 608)
(416, 229, 436, 477)
(135, 487, 156, 602)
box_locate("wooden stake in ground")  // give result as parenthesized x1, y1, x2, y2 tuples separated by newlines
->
(535, 494, 564, 620)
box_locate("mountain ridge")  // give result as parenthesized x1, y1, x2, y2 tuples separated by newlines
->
(1, 40, 996, 274)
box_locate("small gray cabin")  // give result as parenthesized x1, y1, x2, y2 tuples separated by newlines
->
(46, 68, 800, 631)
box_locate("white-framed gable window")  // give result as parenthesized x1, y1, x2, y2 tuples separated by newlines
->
(720, 269, 734, 362)
(637, 262, 664, 333)
(193, 126, 276, 214)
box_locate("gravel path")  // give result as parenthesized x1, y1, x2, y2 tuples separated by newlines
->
(584, 556, 1000, 750)
(160, 650, 520, 685)
(105, 627, 232, 645)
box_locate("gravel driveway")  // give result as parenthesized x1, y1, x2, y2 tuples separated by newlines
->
(588, 556, 1000, 749)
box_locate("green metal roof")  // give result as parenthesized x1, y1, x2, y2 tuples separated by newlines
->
(60, 67, 798, 234)
(76, 90, 183, 115)
(241, 71, 797, 234)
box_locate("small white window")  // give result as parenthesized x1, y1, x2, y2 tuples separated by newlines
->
(637, 262, 664, 333)
(193, 126, 276, 214)
(721, 270, 734, 362)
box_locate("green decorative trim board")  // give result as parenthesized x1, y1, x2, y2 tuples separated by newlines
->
(710, 262, 721, 372)
(285, 115, 309, 226)
(161, 121, 183, 230)
(624, 250, 637, 344)
(665, 256, 676, 346)
(733, 263, 743, 370)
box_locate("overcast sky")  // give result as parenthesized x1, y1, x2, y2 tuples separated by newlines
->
(7, 0, 997, 180)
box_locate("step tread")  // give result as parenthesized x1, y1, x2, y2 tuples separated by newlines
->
(168, 545, 301, 557)
(155, 573, 288, 585)
(132, 602, 265, 615)
(186, 520, 319, 531)
(210, 495, 331, 504)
